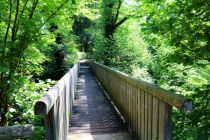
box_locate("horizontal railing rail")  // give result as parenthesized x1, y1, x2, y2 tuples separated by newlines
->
(90, 62, 192, 140)
(34, 63, 79, 140)
(0, 125, 34, 140)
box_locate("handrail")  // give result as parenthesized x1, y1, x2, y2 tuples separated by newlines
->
(90, 62, 193, 140)
(34, 63, 79, 140)
(0, 125, 34, 140)
(91, 62, 193, 111)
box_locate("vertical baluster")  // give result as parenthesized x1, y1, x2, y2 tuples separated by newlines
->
(141, 90, 145, 140)
(137, 89, 141, 139)
(152, 97, 159, 140)
(145, 92, 148, 140)
(148, 94, 152, 140)
(158, 101, 166, 140)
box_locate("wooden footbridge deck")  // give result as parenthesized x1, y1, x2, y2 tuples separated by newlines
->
(69, 66, 127, 134)
(34, 60, 192, 140)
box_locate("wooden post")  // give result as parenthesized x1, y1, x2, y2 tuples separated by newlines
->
(44, 106, 55, 140)
(165, 104, 172, 140)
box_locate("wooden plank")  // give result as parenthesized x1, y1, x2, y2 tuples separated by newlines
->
(148, 94, 152, 140)
(129, 84, 132, 130)
(131, 85, 135, 133)
(158, 101, 166, 140)
(145, 92, 148, 140)
(152, 97, 159, 140)
(127, 83, 130, 125)
(135, 87, 138, 136)
(89, 62, 193, 139)
(133, 86, 138, 137)
(90, 62, 193, 111)
(119, 77, 123, 112)
(121, 80, 126, 118)
(69, 67, 127, 135)
(140, 90, 145, 140)
(119, 78, 122, 113)
(165, 104, 172, 140)
(45, 106, 55, 140)
(125, 82, 129, 121)
(130, 84, 133, 131)
(137, 89, 141, 139)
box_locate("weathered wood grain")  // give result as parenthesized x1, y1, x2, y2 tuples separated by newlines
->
(152, 97, 159, 140)
(34, 63, 80, 140)
(0, 125, 34, 140)
(90, 62, 193, 140)
(69, 67, 127, 134)
(90, 62, 193, 111)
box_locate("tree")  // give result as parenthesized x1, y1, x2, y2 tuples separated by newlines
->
(0, 0, 75, 126)
(101, 0, 128, 65)
(136, 0, 210, 139)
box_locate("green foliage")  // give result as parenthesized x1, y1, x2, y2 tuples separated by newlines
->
(97, 18, 154, 84)
(136, 0, 210, 139)
(0, 0, 209, 139)
(7, 79, 55, 139)
(91, 0, 210, 139)
(0, 0, 79, 131)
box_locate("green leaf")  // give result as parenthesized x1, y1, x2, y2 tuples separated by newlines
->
(0, 66, 9, 72)
(72, 0, 76, 4)
(197, 60, 209, 65)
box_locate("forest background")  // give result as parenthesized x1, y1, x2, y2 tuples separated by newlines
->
(0, 0, 209, 139)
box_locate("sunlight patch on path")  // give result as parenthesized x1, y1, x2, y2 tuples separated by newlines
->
(67, 132, 132, 140)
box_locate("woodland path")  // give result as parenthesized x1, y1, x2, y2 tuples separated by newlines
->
(68, 66, 132, 139)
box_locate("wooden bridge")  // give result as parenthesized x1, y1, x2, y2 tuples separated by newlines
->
(34, 60, 193, 140)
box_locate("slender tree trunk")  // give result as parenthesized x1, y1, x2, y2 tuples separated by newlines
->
(102, 0, 128, 65)
(0, 0, 13, 126)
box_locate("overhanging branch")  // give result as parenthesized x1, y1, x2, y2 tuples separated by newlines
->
(38, 0, 69, 30)
(114, 16, 128, 29)
(114, 0, 122, 24)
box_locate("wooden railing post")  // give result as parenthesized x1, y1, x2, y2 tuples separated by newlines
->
(44, 106, 55, 140)
(90, 62, 192, 140)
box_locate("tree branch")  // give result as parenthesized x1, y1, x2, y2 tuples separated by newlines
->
(114, 0, 122, 24)
(20, 0, 29, 18)
(38, 0, 69, 30)
(114, 16, 128, 29)
(0, 16, 9, 24)
(3, 0, 13, 50)
(1, 0, 13, 82)
(12, 0, 20, 42)
(29, 0, 39, 19)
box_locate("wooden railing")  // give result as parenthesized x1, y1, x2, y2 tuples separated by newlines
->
(34, 63, 79, 140)
(90, 62, 192, 140)
(0, 125, 34, 140)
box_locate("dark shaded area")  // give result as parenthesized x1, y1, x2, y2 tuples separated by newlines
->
(72, 15, 93, 52)
(40, 46, 67, 80)
(39, 24, 68, 80)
